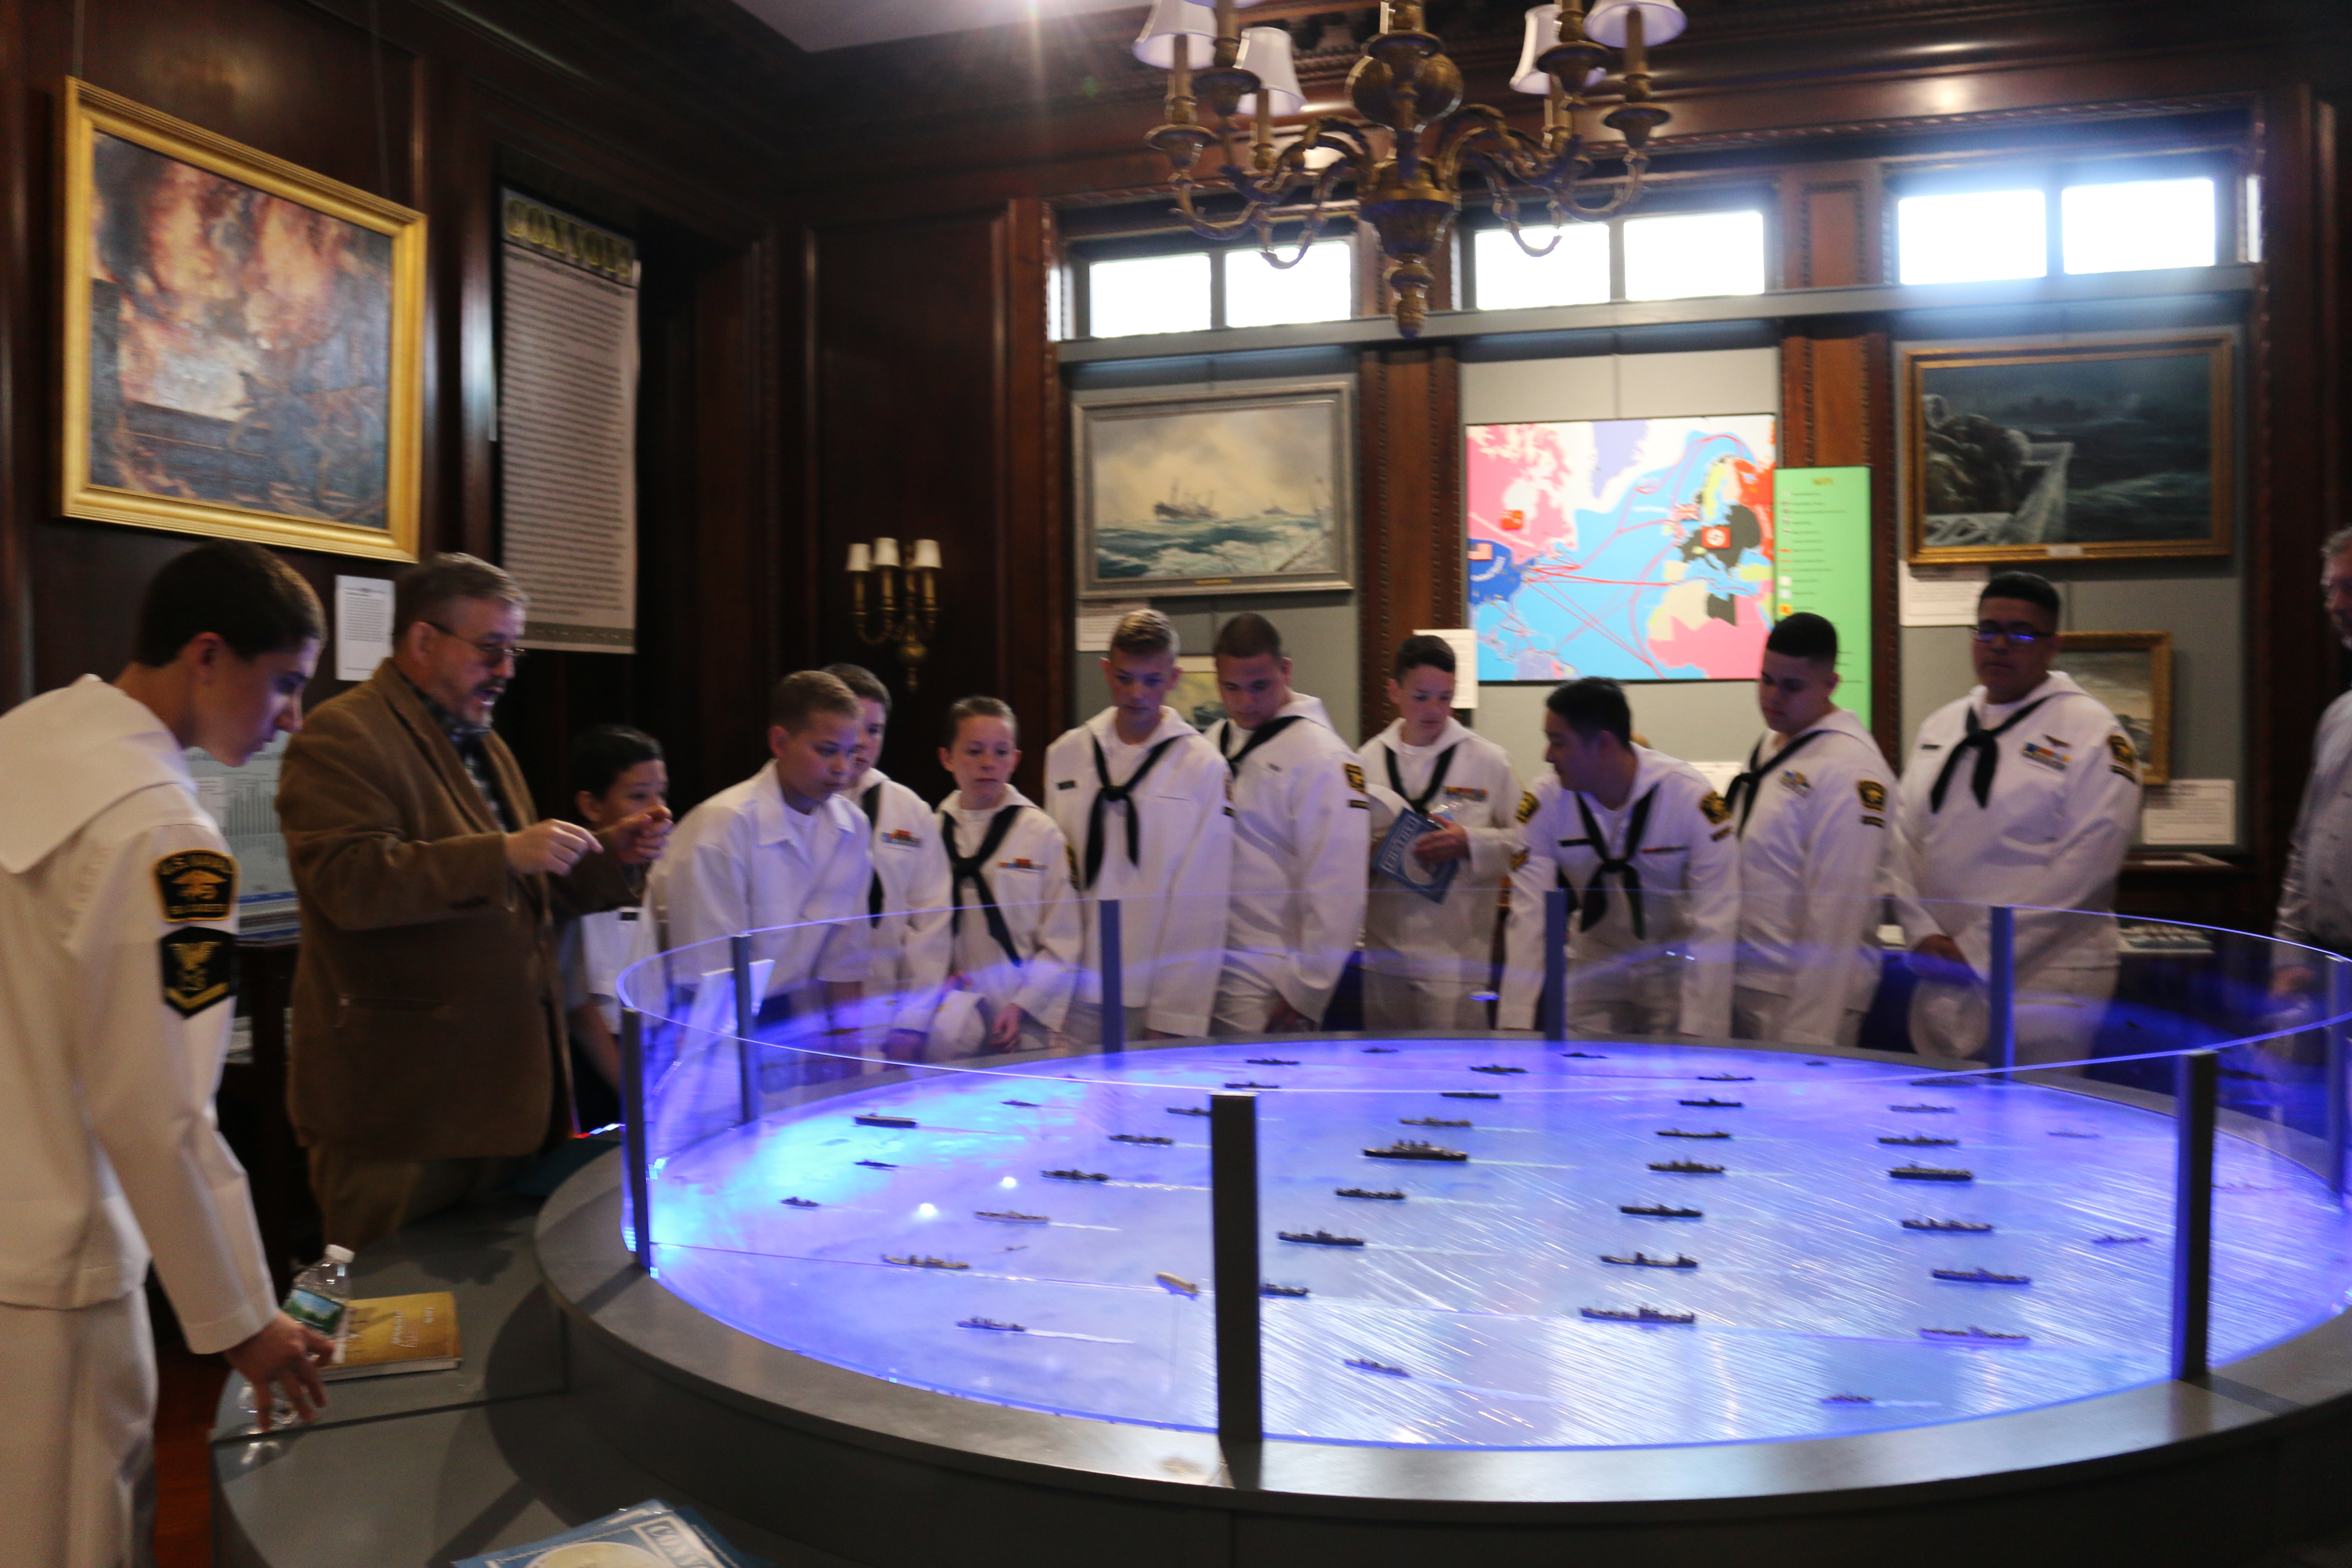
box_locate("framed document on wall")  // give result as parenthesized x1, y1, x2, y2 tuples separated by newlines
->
(57, 79, 425, 561)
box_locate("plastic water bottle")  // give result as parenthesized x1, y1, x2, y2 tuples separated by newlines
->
(237, 1244, 353, 1426)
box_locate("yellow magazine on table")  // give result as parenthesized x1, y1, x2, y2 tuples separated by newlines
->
(322, 1291, 462, 1381)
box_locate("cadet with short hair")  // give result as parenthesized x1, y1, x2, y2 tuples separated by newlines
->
(1501, 677, 1740, 1037)
(0, 541, 336, 1562)
(560, 724, 667, 1111)
(1726, 613, 1894, 1049)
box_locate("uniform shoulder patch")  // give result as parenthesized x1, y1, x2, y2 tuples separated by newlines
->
(1344, 760, 1367, 795)
(160, 928, 236, 1018)
(1510, 848, 1529, 872)
(155, 850, 236, 924)
(1697, 790, 1731, 826)
(1856, 779, 1888, 814)
(2107, 732, 2140, 782)
(1515, 790, 1540, 824)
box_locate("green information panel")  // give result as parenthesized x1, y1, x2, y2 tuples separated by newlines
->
(1773, 467, 1873, 727)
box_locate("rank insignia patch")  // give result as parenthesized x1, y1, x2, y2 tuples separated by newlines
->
(1778, 770, 1811, 796)
(2107, 733, 2140, 782)
(154, 850, 236, 924)
(1698, 790, 1731, 826)
(1856, 779, 1888, 814)
(1516, 790, 1540, 824)
(160, 928, 236, 1017)
(1443, 785, 1488, 802)
(1344, 761, 1368, 794)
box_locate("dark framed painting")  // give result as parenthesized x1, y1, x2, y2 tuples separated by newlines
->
(1902, 335, 2232, 564)
(1075, 383, 1354, 597)
(58, 79, 425, 560)
(2057, 630, 2173, 786)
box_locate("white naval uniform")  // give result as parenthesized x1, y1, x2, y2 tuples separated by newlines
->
(1728, 707, 1894, 1049)
(1500, 747, 1740, 1037)
(1208, 695, 1372, 1032)
(1889, 672, 2141, 1065)
(1044, 707, 1234, 1039)
(1356, 718, 1521, 1031)
(2275, 688, 2352, 962)
(647, 761, 872, 1005)
(562, 905, 652, 1033)
(0, 677, 279, 1568)
(849, 768, 953, 1041)
(937, 787, 1082, 1043)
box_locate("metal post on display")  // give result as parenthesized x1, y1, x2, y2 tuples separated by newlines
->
(2328, 958, 2349, 1200)
(2171, 1048, 2218, 1381)
(1542, 886, 1569, 1042)
(1210, 1090, 1262, 1446)
(1099, 899, 1125, 1053)
(731, 932, 760, 1124)
(620, 1008, 655, 1273)
(1987, 905, 2017, 1080)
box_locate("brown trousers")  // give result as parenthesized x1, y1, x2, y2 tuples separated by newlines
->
(306, 1145, 522, 1254)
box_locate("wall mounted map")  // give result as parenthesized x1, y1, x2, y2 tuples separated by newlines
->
(1466, 415, 1778, 683)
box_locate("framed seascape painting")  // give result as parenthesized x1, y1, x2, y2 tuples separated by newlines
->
(1902, 335, 2232, 564)
(2057, 630, 2173, 785)
(1075, 383, 1354, 597)
(58, 80, 425, 560)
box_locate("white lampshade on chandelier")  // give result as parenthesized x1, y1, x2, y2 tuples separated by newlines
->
(1135, 0, 1686, 337)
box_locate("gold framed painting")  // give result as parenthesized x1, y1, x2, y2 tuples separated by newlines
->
(58, 79, 424, 560)
(1903, 335, 2232, 565)
(2057, 630, 2172, 785)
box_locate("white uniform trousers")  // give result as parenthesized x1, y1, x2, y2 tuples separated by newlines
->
(1213, 976, 1292, 1036)
(1567, 953, 1681, 1038)
(1733, 986, 1864, 1050)
(1362, 965, 1488, 1033)
(1909, 963, 2117, 1073)
(0, 1290, 156, 1568)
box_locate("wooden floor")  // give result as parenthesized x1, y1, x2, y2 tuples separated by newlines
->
(154, 1343, 224, 1568)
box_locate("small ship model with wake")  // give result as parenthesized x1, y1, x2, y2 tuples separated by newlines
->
(1697, 1073, 1753, 1082)
(1564, 1051, 1609, 1058)
(1167, 1106, 1211, 1117)
(1681, 1096, 1743, 1108)
(1110, 1133, 1173, 1145)
(1470, 1063, 1528, 1075)
(781, 1196, 819, 1208)
(1043, 1168, 1109, 1182)
(1442, 1090, 1500, 1100)
(1657, 1128, 1730, 1139)
(1932, 1266, 2029, 1284)
(1889, 1103, 1957, 1114)
(2092, 1234, 2152, 1245)
(1581, 1305, 1695, 1324)
(959, 1317, 1025, 1332)
(1890, 1164, 1972, 1181)
(884, 1254, 968, 1270)
(1821, 1392, 1874, 1406)
(1246, 1057, 1299, 1066)
(1338, 1187, 1405, 1200)
(1881, 1134, 1958, 1146)
(1261, 1282, 1311, 1297)
(1402, 1115, 1471, 1127)
(1902, 1218, 1991, 1232)
(855, 1113, 917, 1128)
(1280, 1229, 1366, 1247)
(1225, 1081, 1280, 1090)
(1366, 1139, 1467, 1161)
(1622, 1203, 1702, 1218)
(1361, 1046, 1399, 1054)
(1002, 1099, 1040, 1108)
(1155, 1272, 1198, 1296)
(855, 1159, 897, 1170)
(1345, 1357, 1407, 1375)
(1921, 1325, 2028, 1344)
(1650, 1158, 1724, 1174)
(2047, 1129, 2101, 1139)
(976, 1209, 1048, 1224)
(1602, 1251, 1698, 1268)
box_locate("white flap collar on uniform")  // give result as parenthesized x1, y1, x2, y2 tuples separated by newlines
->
(1380, 714, 1472, 756)
(747, 760, 855, 852)
(0, 676, 194, 874)
(1765, 705, 1875, 760)
(1278, 692, 1336, 732)
(943, 785, 1037, 824)
(1086, 705, 1199, 750)
(1972, 670, 2087, 726)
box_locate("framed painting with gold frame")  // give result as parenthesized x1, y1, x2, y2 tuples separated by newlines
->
(1902, 335, 2232, 565)
(2057, 630, 2173, 785)
(58, 79, 424, 560)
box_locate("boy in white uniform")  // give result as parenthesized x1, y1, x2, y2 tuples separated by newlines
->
(1727, 613, 1893, 1050)
(1357, 635, 1522, 1032)
(560, 724, 668, 1114)
(648, 671, 873, 1061)
(1889, 573, 2141, 1067)
(1206, 613, 1371, 1033)
(1044, 609, 1233, 1042)
(0, 542, 334, 1567)
(935, 696, 1081, 1054)
(1501, 677, 1740, 1037)
(826, 664, 952, 1060)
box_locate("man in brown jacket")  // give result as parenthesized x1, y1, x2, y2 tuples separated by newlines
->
(278, 554, 668, 1251)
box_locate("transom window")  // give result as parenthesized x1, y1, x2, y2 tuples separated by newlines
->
(1895, 165, 2230, 286)
(1462, 202, 1769, 312)
(1073, 235, 1356, 339)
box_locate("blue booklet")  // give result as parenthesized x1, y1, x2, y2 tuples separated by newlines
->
(454, 1498, 762, 1568)
(1373, 808, 1459, 904)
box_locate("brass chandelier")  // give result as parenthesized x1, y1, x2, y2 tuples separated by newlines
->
(1133, 0, 1686, 337)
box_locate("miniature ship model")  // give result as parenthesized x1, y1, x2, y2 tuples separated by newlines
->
(1001, 1099, 1041, 1108)
(976, 1209, 1049, 1223)
(1622, 1203, 1703, 1217)
(1338, 1187, 1406, 1200)
(1903, 1218, 1991, 1231)
(1920, 1325, 2029, 1343)
(2048, 1129, 2101, 1139)
(883, 1254, 968, 1269)
(1345, 1357, 1408, 1375)
(1681, 1096, 1743, 1108)
(1280, 1229, 1366, 1246)
(1225, 1081, 1280, 1089)
(855, 1159, 897, 1169)
(1697, 1073, 1753, 1082)
(1366, 1139, 1469, 1161)
(1156, 1272, 1199, 1296)
(1361, 1046, 1399, 1053)
(2093, 1234, 2153, 1245)
(855, 1113, 917, 1128)
(1650, 1158, 1725, 1173)
(781, 1196, 819, 1208)
(1246, 1057, 1299, 1066)
(1602, 1251, 1698, 1268)
(1043, 1168, 1110, 1181)
(1890, 1164, 1973, 1181)
(1932, 1267, 2030, 1284)
(1880, 1134, 1959, 1146)
(1442, 1090, 1500, 1100)
(959, 1317, 1026, 1332)
(1167, 1106, 1212, 1116)
(1261, 1282, 1311, 1297)
(1889, 1103, 1957, 1113)
(1402, 1115, 1471, 1127)
(1110, 1133, 1174, 1145)
(1564, 1051, 1609, 1058)
(1821, 1392, 1874, 1405)
(1657, 1128, 1730, 1139)
(1470, 1063, 1528, 1075)
(1581, 1305, 1696, 1324)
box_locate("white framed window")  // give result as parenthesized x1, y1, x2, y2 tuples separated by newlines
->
(1470, 223, 1611, 310)
(2061, 177, 2217, 275)
(1896, 188, 2048, 285)
(1222, 238, 1354, 328)
(1622, 210, 1768, 300)
(1087, 252, 1212, 338)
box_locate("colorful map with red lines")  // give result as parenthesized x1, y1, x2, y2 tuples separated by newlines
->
(1466, 416, 1778, 683)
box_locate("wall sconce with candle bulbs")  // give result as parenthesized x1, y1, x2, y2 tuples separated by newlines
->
(1133, 0, 1684, 338)
(844, 537, 941, 690)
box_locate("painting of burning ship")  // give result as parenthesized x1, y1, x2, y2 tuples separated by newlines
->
(58, 80, 423, 560)
(1076, 383, 1354, 597)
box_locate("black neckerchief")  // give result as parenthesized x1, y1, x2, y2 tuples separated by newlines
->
(1218, 714, 1305, 775)
(1724, 728, 1833, 837)
(1084, 733, 1183, 889)
(1384, 739, 1461, 815)
(941, 804, 1026, 967)
(1929, 695, 2056, 812)
(857, 782, 885, 925)
(1565, 786, 1659, 940)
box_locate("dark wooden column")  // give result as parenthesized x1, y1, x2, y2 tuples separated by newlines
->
(1355, 342, 1463, 741)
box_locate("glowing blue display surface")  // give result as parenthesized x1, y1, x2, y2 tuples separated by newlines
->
(643, 1040, 2352, 1449)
